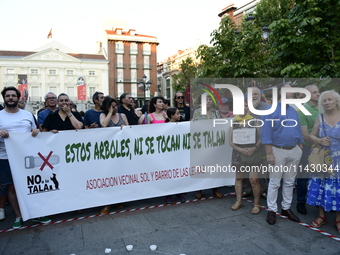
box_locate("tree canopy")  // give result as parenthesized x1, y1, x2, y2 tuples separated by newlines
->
(171, 0, 340, 92)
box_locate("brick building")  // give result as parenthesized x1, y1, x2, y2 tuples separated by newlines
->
(103, 26, 159, 105)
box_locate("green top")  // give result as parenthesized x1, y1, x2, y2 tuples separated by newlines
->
(298, 102, 319, 145)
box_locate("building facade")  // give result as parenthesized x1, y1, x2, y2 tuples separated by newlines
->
(0, 46, 108, 112)
(218, 0, 260, 27)
(103, 27, 158, 106)
(158, 47, 198, 104)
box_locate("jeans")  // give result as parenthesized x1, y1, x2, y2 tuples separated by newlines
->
(296, 144, 311, 203)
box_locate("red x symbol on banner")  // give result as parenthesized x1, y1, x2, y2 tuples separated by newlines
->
(37, 151, 54, 171)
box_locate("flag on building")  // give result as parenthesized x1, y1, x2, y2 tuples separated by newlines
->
(47, 28, 52, 39)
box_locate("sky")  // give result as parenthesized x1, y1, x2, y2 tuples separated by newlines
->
(0, 0, 249, 62)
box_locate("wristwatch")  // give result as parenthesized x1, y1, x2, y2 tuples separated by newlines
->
(68, 113, 73, 117)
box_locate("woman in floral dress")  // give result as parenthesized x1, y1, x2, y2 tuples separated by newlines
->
(307, 90, 340, 234)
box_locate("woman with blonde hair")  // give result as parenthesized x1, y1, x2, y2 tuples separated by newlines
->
(307, 90, 340, 234)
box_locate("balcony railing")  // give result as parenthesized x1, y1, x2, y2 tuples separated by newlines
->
(130, 63, 138, 69)
(116, 62, 125, 68)
(143, 64, 152, 69)
(142, 50, 151, 55)
(130, 50, 138, 55)
(116, 78, 153, 83)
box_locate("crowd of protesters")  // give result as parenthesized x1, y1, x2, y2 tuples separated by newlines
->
(0, 83, 339, 235)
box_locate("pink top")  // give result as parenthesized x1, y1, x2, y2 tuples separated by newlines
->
(149, 113, 166, 124)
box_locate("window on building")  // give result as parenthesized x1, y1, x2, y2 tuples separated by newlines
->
(131, 84, 137, 97)
(117, 55, 123, 68)
(89, 87, 96, 100)
(66, 70, 74, 75)
(166, 88, 170, 99)
(30, 69, 38, 74)
(89, 70, 96, 76)
(117, 69, 124, 82)
(166, 77, 170, 99)
(67, 87, 75, 100)
(144, 56, 150, 69)
(130, 43, 138, 54)
(6, 68, 15, 74)
(31, 86, 40, 101)
(116, 42, 124, 54)
(131, 69, 137, 82)
(49, 69, 56, 75)
(143, 44, 151, 55)
(130, 55, 137, 68)
(144, 70, 150, 81)
(118, 83, 124, 97)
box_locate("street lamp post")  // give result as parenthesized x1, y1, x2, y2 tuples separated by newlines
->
(245, 13, 255, 22)
(138, 75, 151, 106)
(262, 26, 270, 41)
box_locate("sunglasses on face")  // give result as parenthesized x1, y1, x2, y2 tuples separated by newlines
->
(59, 99, 69, 102)
(176, 96, 184, 99)
(46, 97, 57, 100)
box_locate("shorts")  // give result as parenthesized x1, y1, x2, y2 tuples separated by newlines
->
(0, 159, 13, 185)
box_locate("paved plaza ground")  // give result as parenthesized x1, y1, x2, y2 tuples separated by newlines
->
(0, 186, 339, 255)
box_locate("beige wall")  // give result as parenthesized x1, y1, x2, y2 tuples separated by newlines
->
(0, 48, 108, 112)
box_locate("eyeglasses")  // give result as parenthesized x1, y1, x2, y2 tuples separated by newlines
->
(5, 94, 18, 98)
(176, 96, 184, 99)
(46, 97, 57, 100)
(59, 99, 69, 102)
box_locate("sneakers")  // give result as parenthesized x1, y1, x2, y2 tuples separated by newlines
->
(176, 194, 186, 203)
(12, 217, 23, 229)
(165, 196, 172, 204)
(32, 216, 51, 224)
(0, 208, 5, 221)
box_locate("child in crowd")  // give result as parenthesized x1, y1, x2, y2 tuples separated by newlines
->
(164, 107, 186, 203)
(165, 107, 180, 123)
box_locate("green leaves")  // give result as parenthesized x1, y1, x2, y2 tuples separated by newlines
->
(173, 0, 340, 91)
(171, 57, 198, 93)
(270, 0, 340, 78)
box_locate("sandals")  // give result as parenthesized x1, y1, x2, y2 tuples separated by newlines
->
(100, 205, 111, 215)
(195, 191, 202, 199)
(230, 201, 244, 211)
(311, 216, 327, 228)
(335, 221, 340, 234)
(213, 190, 223, 198)
(251, 205, 261, 214)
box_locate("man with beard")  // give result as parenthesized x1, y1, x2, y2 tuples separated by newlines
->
(38, 92, 58, 130)
(0, 86, 46, 228)
(84, 91, 105, 128)
(296, 85, 320, 214)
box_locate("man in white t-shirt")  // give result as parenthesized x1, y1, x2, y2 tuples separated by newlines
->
(0, 86, 45, 229)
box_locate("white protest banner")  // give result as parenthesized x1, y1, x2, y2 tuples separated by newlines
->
(5, 120, 234, 221)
